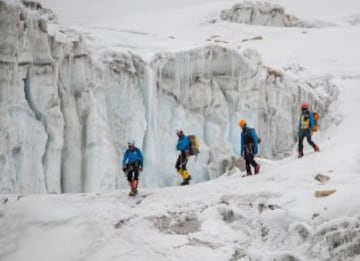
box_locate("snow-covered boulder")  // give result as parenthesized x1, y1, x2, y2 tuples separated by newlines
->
(220, 1, 314, 27)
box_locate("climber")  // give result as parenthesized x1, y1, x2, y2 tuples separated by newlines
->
(122, 139, 144, 196)
(175, 128, 192, 185)
(239, 119, 260, 176)
(298, 103, 319, 158)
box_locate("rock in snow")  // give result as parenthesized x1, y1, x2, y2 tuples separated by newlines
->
(0, 0, 336, 193)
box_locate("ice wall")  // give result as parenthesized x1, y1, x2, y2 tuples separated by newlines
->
(148, 47, 336, 184)
(0, 1, 336, 193)
(0, 1, 129, 193)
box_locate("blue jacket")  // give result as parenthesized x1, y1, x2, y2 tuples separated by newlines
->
(299, 111, 315, 131)
(176, 135, 190, 152)
(241, 127, 259, 155)
(122, 147, 144, 167)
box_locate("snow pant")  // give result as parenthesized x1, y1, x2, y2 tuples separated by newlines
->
(243, 144, 258, 175)
(298, 129, 315, 154)
(125, 163, 140, 182)
(125, 163, 140, 193)
(175, 151, 188, 171)
(175, 151, 190, 180)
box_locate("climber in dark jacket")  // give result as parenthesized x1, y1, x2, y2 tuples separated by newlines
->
(239, 119, 260, 176)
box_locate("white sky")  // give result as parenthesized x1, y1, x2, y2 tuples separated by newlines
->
(39, 0, 360, 26)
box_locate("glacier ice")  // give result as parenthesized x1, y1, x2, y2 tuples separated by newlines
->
(0, 1, 336, 193)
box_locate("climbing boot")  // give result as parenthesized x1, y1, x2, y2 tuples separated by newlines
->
(133, 180, 138, 194)
(180, 170, 191, 185)
(255, 165, 260, 174)
(298, 151, 304, 158)
(313, 144, 320, 152)
(128, 181, 137, 196)
(177, 169, 184, 178)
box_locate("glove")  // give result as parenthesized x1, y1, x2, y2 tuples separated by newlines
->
(122, 167, 126, 172)
(139, 166, 143, 172)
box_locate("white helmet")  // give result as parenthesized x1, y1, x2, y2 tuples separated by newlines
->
(128, 139, 135, 146)
(175, 128, 183, 135)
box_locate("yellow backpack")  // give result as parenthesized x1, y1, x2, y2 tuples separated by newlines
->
(188, 135, 200, 156)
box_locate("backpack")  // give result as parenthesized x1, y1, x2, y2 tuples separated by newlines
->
(257, 136, 262, 144)
(251, 128, 262, 144)
(187, 135, 200, 156)
(312, 112, 320, 132)
(243, 128, 261, 144)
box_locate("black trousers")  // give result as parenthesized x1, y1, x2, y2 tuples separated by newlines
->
(244, 144, 258, 174)
(298, 129, 315, 153)
(125, 163, 139, 182)
(175, 151, 188, 171)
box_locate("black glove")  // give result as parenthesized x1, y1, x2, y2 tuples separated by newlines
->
(122, 167, 126, 172)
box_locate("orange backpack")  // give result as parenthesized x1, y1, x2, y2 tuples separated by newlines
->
(313, 112, 320, 132)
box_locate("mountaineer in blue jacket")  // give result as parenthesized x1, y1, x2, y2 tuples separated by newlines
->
(239, 119, 260, 176)
(175, 128, 192, 185)
(298, 103, 319, 158)
(122, 139, 144, 196)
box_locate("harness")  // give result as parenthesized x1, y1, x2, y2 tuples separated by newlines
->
(301, 114, 310, 130)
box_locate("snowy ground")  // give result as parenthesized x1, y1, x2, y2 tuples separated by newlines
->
(1, 0, 360, 260)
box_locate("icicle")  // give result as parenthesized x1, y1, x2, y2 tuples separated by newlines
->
(143, 65, 160, 187)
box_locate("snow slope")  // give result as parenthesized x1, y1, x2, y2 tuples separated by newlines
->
(1, 0, 360, 260)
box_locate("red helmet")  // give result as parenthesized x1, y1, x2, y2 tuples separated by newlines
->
(300, 103, 309, 109)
